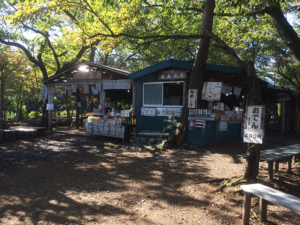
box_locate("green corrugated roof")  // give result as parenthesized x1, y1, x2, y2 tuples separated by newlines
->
(128, 59, 241, 80)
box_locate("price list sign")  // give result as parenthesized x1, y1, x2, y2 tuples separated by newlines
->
(243, 105, 265, 144)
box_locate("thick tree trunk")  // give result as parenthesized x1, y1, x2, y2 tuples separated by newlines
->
(175, 0, 215, 146)
(207, 33, 263, 182)
(89, 46, 97, 62)
(243, 62, 263, 182)
(261, 0, 300, 62)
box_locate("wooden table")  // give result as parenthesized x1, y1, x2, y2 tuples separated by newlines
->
(237, 144, 300, 180)
(9, 127, 47, 138)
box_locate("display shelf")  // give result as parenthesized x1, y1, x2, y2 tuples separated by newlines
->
(85, 122, 131, 144)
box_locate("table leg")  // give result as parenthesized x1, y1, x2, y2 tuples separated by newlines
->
(287, 157, 292, 174)
(274, 162, 279, 172)
(259, 198, 267, 222)
(268, 161, 273, 180)
(242, 193, 251, 225)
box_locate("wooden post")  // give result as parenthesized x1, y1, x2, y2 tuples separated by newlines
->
(287, 157, 292, 174)
(259, 198, 267, 222)
(132, 82, 137, 116)
(242, 193, 251, 225)
(280, 100, 285, 136)
(48, 110, 52, 130)
(274, 161, 279, 172)
(268, 161, 273, 180)
(76, 96, 79, 129)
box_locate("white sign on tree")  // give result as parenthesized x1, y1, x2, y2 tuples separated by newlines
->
(243, 105, 265, 144)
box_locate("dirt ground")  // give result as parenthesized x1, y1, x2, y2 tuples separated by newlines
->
(0, 128, 300, 225)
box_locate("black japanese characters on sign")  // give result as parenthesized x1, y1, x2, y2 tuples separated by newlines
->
(243, 105, 265, 144)
(158, 69, 187, 80)
(188, 89, 198, 108)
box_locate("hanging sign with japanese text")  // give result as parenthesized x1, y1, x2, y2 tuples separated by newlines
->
(158, 69, 187, 80)
(201, 82, 222, 101)
(188, 89, 198, 108)
(243, 105, 265, 144)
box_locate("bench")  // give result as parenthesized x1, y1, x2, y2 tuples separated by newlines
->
(0, 129, 15, 140)
(241, 183, 300, 225)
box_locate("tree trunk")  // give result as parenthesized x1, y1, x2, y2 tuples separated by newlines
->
(19, 101, 23, 121)
(89, 46, 97, 62)
(175, 0, 216, 146)
(261, 0, 300, 62)
(16, 101, 19, 122)
(206, 34, 263, 182)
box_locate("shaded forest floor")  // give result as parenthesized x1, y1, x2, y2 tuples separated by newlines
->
(0, 128, 299, 224)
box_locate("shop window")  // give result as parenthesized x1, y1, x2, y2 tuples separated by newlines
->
(143, 82, 184, 106)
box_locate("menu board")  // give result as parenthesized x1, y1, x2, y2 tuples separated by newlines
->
(115, 125, 122, 136)
(86, 122, 93, 135)
(103, 124, 109, 134)
(83, 84, 89, 94)
(93, 123, 103, 135)
(141, 107, 156, 116)
(72, 84, 77, 93)
(109, 125, 116, 135)
(100, 92, 105, 101)
(244, 105, 264, 144)
(156, 108, 182, 117)
(219, 122, 228, 131)
(201, 82, 222, 101)
(117, 80, 131, 89)
(233, 87, 242, 96)
(103, 80, 117, 89)
(96, 83, 101, 92)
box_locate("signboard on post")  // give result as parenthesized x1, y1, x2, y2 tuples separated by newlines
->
(46, 104, 54, 110)
(188, 89, 198, 108)
(243, 105, 265, 144)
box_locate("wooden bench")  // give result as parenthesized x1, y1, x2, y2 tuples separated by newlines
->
(0, 129, 15, 140)
(241, 183, 300, 225)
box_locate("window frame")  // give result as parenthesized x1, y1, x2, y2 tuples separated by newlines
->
(143, 81, 185, 107)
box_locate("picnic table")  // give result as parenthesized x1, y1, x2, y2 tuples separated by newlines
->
(8, 126, 47, 138)
(237, 144, 300, 180)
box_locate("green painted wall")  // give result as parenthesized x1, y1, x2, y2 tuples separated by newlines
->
(186, 122, 241, 147)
